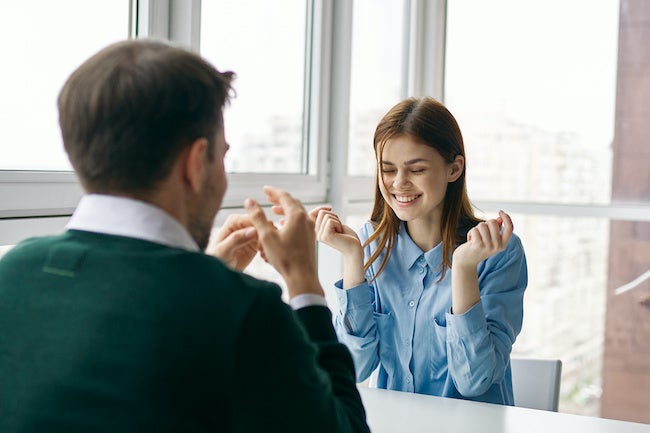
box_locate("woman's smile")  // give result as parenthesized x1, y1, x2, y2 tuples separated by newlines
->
(393, 194, 421, 205)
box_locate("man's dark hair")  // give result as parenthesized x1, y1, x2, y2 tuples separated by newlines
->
(58, 39, 234, 194)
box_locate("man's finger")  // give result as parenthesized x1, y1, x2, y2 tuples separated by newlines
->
(261, 185, 283, 205)
(212, 227, 257, 255)
(215, 214, 253, 241)
(227, 227, 257, 247)
(271, 205, 285, 216)
(262, 185, 303, 217)
(244, 198, 274, 237)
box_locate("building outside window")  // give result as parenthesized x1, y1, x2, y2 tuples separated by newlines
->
(445, 0, 650, 422)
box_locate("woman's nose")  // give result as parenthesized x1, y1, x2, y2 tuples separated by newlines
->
(393, 170, 411, 187)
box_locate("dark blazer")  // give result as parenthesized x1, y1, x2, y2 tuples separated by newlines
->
(0, 230, 369, 433)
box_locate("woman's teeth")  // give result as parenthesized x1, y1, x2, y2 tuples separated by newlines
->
(395, 195, 419, 203)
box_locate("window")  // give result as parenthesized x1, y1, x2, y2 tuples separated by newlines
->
(2, 1, 648, 423)
(508, 214, 609, 415)
(0, 1, 131, 171)
(200, 0, 310, 174)
(0, 1, 131, 223)
(445, 0, 618, 205)
(444, 0, 634, 418)
(347, 0, 408, 177)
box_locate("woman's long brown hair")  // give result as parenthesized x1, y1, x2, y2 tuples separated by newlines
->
(364, 97, 482, 281)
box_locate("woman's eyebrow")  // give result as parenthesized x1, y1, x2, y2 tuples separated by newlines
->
(381, 158, 428, 166)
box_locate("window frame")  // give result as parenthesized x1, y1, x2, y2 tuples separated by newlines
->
(2, 0, 649, 242)
(0, 0, 332, 245)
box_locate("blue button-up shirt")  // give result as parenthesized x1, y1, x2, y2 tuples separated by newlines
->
(334, 222, 527, 405)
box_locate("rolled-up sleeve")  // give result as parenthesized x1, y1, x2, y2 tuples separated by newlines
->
(444, 235, 527, 397)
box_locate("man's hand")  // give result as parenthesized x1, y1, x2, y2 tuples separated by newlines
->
(244, 186, 324, 298)
(207, 214, 259, 271)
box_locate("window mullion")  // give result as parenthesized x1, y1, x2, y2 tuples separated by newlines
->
(136, 0, 170, 39)
(326, 0, 353, 214)
(409, 0, 447, 100)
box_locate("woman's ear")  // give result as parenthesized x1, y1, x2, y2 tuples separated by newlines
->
(184, 138, 209, 194)
(448, 155, 465, 182)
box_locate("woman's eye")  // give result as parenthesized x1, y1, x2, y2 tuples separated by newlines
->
(381, 169, 396, 174)
(411, 169, 425, 174)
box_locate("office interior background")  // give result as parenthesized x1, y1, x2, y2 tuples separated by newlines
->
(0, 0, 648, 424)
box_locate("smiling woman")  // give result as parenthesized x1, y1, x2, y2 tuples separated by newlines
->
(378, 136, 463, 241)
(312, 97, 528, 406)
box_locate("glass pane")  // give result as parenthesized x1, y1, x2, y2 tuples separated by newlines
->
(347, 0, 407, 176)
(445, 0, 619, 204)
(0, 1, 130, 171)
(200, 0, 307, 174)
(510, 214, 609, 416)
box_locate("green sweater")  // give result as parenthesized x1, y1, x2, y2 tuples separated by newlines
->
(0, 230, 369, 433)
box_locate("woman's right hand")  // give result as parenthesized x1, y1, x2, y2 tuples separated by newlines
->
(308, 206, 363, 256)
(309, 206, 366, 289)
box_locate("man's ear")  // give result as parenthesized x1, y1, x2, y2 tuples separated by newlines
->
(184, 138, 209, 194)
(448, 155, 465, 182)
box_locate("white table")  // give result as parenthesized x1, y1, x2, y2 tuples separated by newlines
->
(358, 387, 650, 433)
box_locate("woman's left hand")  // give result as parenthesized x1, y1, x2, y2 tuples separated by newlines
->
(453, 210, 513, 268)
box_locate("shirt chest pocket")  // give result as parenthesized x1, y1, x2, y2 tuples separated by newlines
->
(429, 318, 448, 380)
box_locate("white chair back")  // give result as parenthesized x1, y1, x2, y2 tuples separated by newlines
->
(510, 357, 562, 411)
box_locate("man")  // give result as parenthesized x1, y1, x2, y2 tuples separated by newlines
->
(0, 39, 369, 433)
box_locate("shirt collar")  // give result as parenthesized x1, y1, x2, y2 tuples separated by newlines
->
(66, 194, 200, 252)
(395, 222, 444, 276)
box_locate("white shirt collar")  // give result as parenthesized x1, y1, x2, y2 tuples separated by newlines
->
(66, 194, 200, 252)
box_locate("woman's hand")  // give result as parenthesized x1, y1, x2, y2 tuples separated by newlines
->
(308, 206, 363, 257)
(453, 210, 513, 268)
(308, 206, 366, 289)
(450, 211, 514, 314)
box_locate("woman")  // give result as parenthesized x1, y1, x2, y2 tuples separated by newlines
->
(312, 97, 527, 405)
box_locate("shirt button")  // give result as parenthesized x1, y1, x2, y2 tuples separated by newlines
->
(406, 377, 411, 383)
(404, 339, 410, 346)
(418, 267, 425, 274)
(408, 300, 415, 308)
